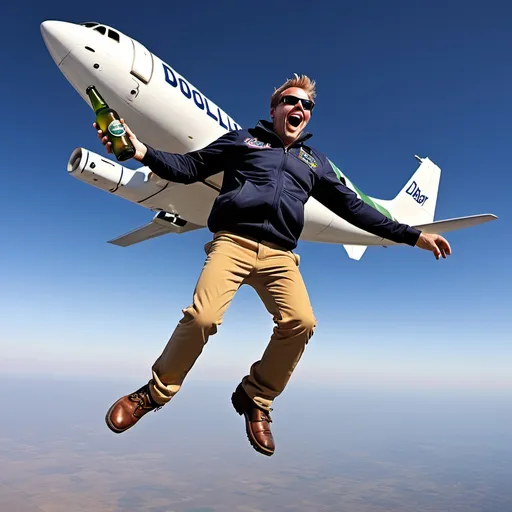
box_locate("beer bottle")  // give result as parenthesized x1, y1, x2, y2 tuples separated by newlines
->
(86, 85, 135, 162)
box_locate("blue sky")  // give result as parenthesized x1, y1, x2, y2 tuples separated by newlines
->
(1, 0, 510, 391)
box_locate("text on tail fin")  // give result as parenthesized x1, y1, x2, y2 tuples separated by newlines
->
(380, 156, 441, 226)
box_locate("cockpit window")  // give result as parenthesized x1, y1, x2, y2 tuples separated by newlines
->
(80, 23, 120, 42)
(108, 30, 120, 42)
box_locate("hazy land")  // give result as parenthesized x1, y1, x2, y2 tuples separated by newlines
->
(1, 376, 511, 511)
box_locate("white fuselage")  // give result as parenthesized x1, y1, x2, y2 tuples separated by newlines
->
(41, 20, 394, 246)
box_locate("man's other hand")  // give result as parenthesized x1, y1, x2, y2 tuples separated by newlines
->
(415, 233, 452, 260)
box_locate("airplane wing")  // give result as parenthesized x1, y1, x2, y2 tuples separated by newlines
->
(108, 211, 204, 247)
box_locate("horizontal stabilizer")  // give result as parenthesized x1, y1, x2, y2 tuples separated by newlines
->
(413, 214, 497, 234)
(343, 244, 368, 260)
(108, 211, 203, 247)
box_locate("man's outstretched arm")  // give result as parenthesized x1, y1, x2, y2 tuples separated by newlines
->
(312, 164, 451, 260)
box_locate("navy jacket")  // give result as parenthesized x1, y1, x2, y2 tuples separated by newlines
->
(141, 120, 421, 251)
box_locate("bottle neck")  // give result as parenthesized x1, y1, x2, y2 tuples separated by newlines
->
(86, 86, 108, 114)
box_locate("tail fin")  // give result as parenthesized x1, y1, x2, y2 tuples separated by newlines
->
(379, 155, 441, 226)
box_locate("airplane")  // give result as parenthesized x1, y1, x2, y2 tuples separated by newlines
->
(40, 20, 497, 260)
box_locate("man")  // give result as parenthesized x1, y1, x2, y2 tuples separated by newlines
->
(95, 75, 451, 457)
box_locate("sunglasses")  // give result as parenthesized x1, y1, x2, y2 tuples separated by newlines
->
(278, 95, 315, 111)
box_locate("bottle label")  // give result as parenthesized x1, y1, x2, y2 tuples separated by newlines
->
(108, 120, 126, 137)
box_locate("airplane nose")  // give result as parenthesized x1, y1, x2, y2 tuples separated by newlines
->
(40, 20, 77, 65)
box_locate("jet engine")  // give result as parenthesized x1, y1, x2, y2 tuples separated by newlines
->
(67, 147, 168, 203)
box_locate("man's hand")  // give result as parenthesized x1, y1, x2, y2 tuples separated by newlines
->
(94, 118, 148, 162)
(415, 232, 452, 260)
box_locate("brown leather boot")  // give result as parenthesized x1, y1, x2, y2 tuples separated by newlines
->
(231, 384, 275, 456)
(105, 384, 163, 434)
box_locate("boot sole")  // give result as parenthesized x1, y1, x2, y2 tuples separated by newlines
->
(231, 393, 274, 457)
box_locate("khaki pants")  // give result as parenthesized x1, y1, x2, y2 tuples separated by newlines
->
(148, 231, 316, 411)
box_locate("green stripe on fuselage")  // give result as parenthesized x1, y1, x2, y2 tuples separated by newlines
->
(328, 160, 394, 221)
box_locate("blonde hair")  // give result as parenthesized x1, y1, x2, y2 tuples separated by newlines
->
(270, 73, 316, 109)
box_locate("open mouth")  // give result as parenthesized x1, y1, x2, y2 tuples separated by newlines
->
(288, 114, 302, 128)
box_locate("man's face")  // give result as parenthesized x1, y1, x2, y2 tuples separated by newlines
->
(271, 87, 314, 146)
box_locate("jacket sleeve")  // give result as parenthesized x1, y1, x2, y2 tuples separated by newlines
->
(311, 161, 421, 246)
(140, 130, 239, 184)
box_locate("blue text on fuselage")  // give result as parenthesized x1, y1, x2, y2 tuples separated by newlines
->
(162, 63, 241, 132)
(406, 181, 429, 205)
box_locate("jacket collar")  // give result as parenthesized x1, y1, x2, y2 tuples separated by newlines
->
(254, 119, 313, 148)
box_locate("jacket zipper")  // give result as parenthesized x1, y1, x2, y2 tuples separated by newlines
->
(275, 147, 289, 207)
(263, 146, 289, 234)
